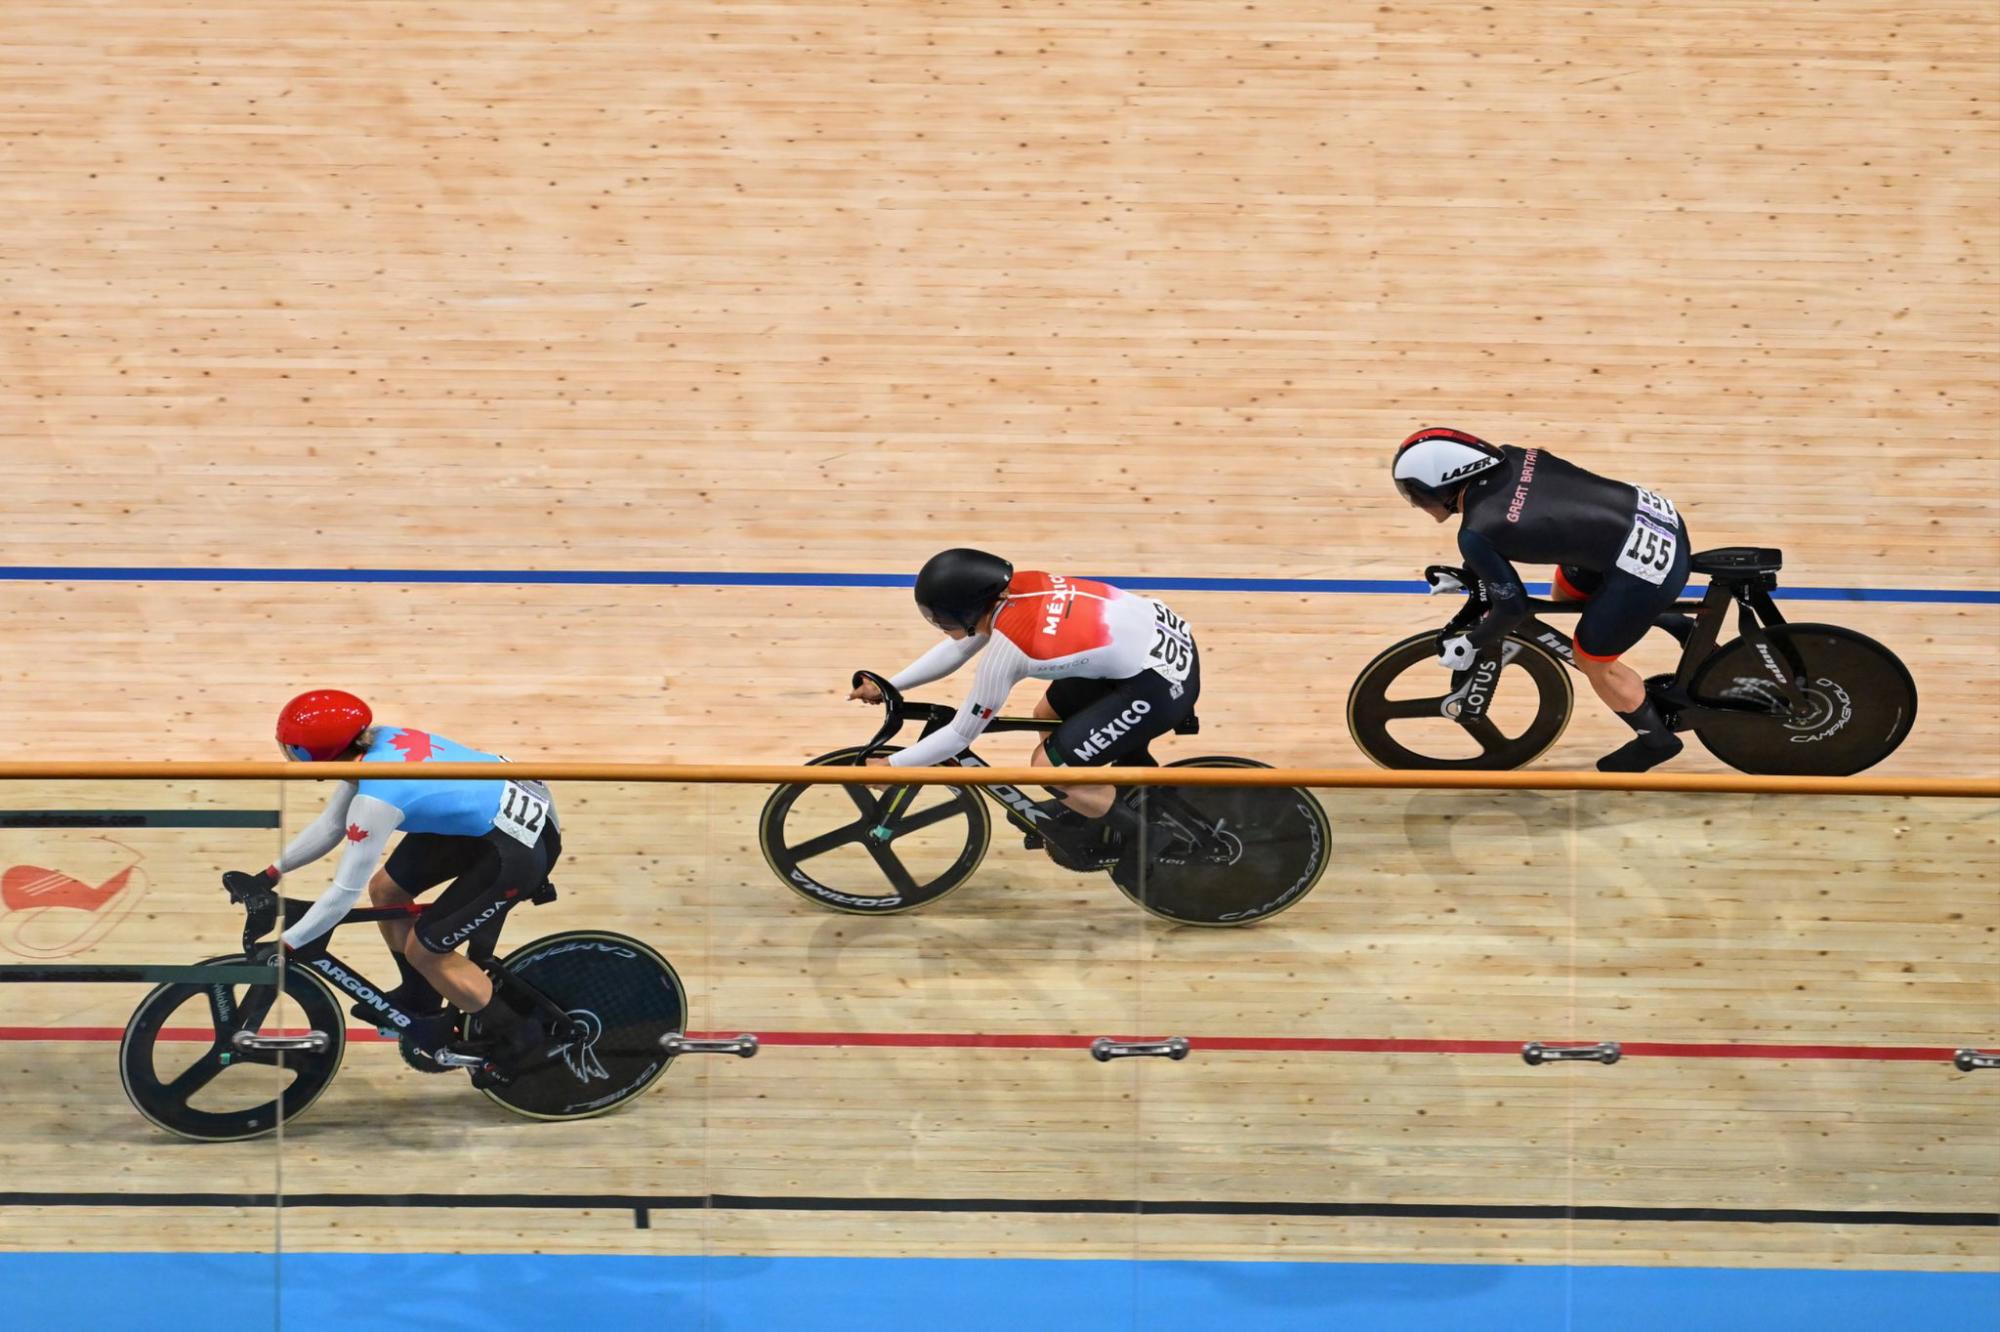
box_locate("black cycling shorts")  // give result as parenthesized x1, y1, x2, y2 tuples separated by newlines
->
(1043, 646, 1200, 768)
(1556, 519, 1693, 661)
(387, 824, 563, 954)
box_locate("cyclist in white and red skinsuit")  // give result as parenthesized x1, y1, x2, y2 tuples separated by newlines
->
(851, 556, 1199, 836)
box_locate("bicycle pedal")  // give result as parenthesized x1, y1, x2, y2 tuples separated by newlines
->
(469, 1064, 512, 1090)
(1022, 833, 1045, 851)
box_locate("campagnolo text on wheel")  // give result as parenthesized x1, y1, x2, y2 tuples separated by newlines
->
(1348, 429, 1915, 774)
(758, 550, 1331, 926)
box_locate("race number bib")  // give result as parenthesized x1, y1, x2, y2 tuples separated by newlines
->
(1615, 487, 1680, 585)
(1145, 601, 1195, 686)
(493, 780, 552, 847)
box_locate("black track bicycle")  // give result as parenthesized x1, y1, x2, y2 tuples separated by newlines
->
(758, 671, 1330, 926)
(119, 873, 687, 1141)
(1346, 546, 1916, 774)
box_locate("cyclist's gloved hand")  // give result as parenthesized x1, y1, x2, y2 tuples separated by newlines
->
(1424, 566, 1467, 596)
(1436, 635, 1477, 671)
(223, 867, 280, 902)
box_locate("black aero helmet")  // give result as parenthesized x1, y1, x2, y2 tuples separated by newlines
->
(914, 548, 1014, 631)
(1392, 427, 1506, 509)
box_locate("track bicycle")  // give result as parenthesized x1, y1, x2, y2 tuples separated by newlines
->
(1346, 546, 1916, 774)
(758, 671, 1331, 926)
(119, 871, 687, 1141)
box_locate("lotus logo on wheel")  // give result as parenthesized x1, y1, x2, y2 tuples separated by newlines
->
(551, 1008, 609, 1083)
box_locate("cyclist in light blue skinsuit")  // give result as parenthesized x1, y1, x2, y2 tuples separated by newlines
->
(228, 690, 562, 1062)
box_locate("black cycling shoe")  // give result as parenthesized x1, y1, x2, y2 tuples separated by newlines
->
(1022, 804, 1120, 872)
(453, 1001, 548, 1075)
(1597, 732, 1685, 773)
(397, 1011, 461, 1074)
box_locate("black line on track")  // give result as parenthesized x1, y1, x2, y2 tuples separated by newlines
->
(1, 1193, 1992, 1228)
(0, 810, 280, 829)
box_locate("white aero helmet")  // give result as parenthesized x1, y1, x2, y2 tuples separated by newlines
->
(1392, 427, 1505, 509)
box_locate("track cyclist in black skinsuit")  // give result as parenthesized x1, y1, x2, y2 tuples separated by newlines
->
(1391, 427, 1696, 773)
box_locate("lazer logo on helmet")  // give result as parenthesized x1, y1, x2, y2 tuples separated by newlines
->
(1441, 459, 1491, 482)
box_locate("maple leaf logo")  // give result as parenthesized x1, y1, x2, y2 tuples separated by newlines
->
(390, 730, 437, 762)
(345, 822, 369, 843)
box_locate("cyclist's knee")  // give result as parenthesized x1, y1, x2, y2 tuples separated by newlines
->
(368, 867, 411, 908)
(404, 925, 454, 963)
(1030, 739, 1055, 767)
(1573, 649, 1616, 679)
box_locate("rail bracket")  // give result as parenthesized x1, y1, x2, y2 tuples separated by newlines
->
(1523, 1040, 1621, 1066)
(1091, 1036, 1190, 1063)
(661, 1033, 760, 1059)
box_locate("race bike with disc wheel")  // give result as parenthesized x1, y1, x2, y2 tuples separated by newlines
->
(119, 871, 687, 1140)
(757, 672, 1330, 926)
(1346, 546, 1915, 775)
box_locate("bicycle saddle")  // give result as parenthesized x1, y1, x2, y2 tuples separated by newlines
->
(1690, 547, 1782, 577)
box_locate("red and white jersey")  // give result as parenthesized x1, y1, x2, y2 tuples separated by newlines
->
(886, 572, 1195, 768)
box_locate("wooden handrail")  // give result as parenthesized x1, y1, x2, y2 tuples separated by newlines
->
(0, 762, 1990, 799)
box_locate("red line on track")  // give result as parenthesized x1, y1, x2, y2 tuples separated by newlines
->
(0, 1026, 1975, 1062)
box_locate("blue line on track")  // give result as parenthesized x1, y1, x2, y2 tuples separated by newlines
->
(0, 566, 1993, 604)
(4, 1253, 1994, 1332)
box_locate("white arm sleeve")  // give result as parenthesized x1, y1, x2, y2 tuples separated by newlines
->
(273, 781, 359, 877)
(888, 634, 986, 692)
(282, 794, 404, 949)
(888, 633, 1031, 768)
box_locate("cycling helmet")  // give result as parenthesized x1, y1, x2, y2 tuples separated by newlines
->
(1392, 427, 1506, 509)
(913, 548, 1014, 631)
(276, 689, 372, 761)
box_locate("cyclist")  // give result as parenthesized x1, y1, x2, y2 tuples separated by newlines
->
(1392, 427, 1694, 772)
(849, 548, 1199, 853)
(224, 689, 561, 1065)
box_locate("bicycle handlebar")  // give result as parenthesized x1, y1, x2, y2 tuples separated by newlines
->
(1422, 565, 1587, 620)
(850, 670, 909, 763)
(224, 874, 281, 954)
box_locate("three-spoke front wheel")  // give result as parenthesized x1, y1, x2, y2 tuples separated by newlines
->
(1346, 631, 1574, 770)
(120, 955, 347, 1142)
(759, 746, 992, 914)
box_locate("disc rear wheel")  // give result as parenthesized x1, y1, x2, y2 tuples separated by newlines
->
(470, 931, 686, 1121)
(1689, 624, 1916, 775)
(1112, 758, 1331, 927)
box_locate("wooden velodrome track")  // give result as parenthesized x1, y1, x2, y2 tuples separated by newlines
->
(0, 0, 1993, 1281)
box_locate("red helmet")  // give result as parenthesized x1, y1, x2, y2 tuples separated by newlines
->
(276, 690, 373, 761)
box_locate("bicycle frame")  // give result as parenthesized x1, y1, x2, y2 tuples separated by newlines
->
(850, 676, 1067, 840)
(846, 670, 1201, 847)
(1434, 560, 1811, 731)
(230, 880, 537, 1039)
